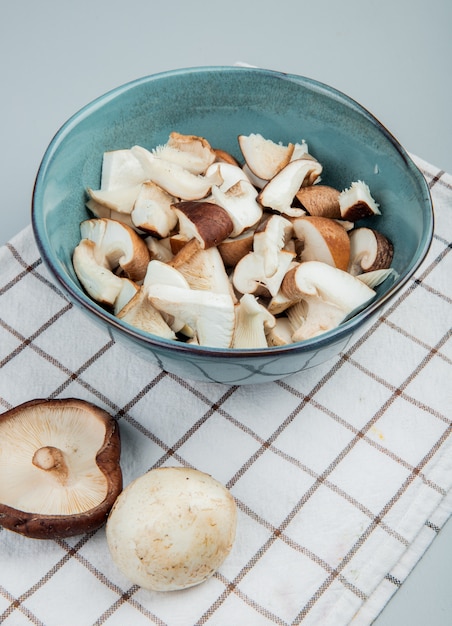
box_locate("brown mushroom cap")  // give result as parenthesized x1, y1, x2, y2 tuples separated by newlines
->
(292, 216, 351, 271)
(173, 201, 234, 249)
(295, 185, 341, 218)
(0, 398, 122, 539)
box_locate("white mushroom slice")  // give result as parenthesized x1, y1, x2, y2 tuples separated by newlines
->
(131, 181, 178, 237)
(205, 161, 251, 192)
(295, 185, 341, 219)
(86, 199, 140, 231)
(87, 185, 142, 214)
(286, 298, 343, 341)
(145, 236, 174, 263)
(148, 284, 235, 348)
(267, 285, 300, 315)
(238, 133, 294, 180)
(266, 316, 295, 346)
(210, 179, 263, 237)
(356, 267, 399, 288)
(292, 216, 351, 271)
(113, 278, 140, 315)
(339, 180, 381, 221)
(100, 149, 147, 191)
(170, 245, 237, 301)
(232, 294, 276, 349)
(281, 261, 376, 340)
(334, 219, 355, 232)
(253, 215, 293, 278)
(143, 260, 192, 334)
(73, 239, 125, 306)
(153, 132, 217, 175)
(233, 249, 295, 298)
(145, 259, 190, 290)
(117, 286, 176, 339)
(173, 201, 234, 249)
(80, 217, 150, 282)
(291, 140, 310, 160)
(131, 145, 223, 201)
(257, 158, 322, 218)
(242, 163, 267, 190)
(348, 227, 394, 276)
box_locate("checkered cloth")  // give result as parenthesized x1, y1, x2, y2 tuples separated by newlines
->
(0, 155, 451, 626)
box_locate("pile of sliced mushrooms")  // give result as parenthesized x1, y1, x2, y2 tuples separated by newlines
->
(73, 132, 396, 349)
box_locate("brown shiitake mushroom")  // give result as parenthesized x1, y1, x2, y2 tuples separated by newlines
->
(0, 398, 122, 539)
(172, 201, 234, 249)
(292, 216, 351, 271)
(348, 227, 394, 276)
(295, 184, 341, 218)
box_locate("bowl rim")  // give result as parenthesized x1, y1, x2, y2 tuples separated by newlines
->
(31, 65, 434, 360)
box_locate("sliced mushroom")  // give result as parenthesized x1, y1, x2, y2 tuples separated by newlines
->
(210, 179, 263, 237)
(131, 145, 223, 201)
(232, 294, 275, 348)
(357, 267, 399, 288)
(253, 214, 294, 278)
(339, 180, 381, 221)
(0, 398, 122, 539)
(100, 148, 147, 191)
(348, 227, 394, 275)
(241, 163, 268, 190)
(145, 236, 174, 263)
(267, 273, 301, 314)
(233, 248, 295, 298)
(218, 228, 255, 267)
(80, 217, 150, 282)
(168, 237, 203, 268)
(153, 132, 217, 175)
(295, 185, 341, 218)
(281, 261, 376, 340)
(238, 133, 295, 180)
(169, 244, 237, 301)
(173, 201, 234, 249)
(291, 140, 310, 160)
(292, 216, 351, 271)
(257, 158, 322, 218)
(117, 287, 176, 339)
(73, 239, 126, 306)
(266, 316, 294, 346)
(131, 181, 178, 237)
(142, 260, 194, 335)
(148, 284, 235, 348)
(85, 199, 140, 232)
(113, 278, 140, 315)
(87, 185, 142, 215)
(205, 161, 251, 192)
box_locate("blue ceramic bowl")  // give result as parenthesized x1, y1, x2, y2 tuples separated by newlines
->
(32, 66, 433, 384)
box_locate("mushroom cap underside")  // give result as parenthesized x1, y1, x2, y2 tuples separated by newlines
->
(0, 398, 122, 539)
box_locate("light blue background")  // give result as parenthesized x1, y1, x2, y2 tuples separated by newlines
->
(1, 1, 451, 622)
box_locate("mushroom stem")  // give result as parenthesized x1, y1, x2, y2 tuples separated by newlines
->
(32, 446, 69, 485)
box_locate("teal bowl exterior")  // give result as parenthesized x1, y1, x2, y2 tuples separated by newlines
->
(32, 66, 433, 384)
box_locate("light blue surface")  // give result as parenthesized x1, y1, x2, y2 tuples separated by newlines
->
(1, 0, 451, 620)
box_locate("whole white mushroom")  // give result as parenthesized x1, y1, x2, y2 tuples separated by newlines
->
(106, 467, 237, 591)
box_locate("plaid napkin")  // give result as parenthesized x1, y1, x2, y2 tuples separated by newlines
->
(0, 154, 451, 626)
